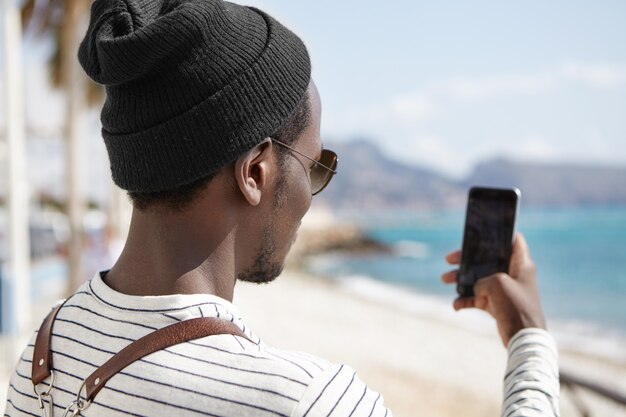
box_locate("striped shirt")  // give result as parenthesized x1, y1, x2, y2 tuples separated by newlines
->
(4, 272, 559, 416)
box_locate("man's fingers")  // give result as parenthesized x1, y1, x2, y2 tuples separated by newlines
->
(441, 269, 458, 284)
(453, 297, 475, 310)
(474, 274, 502, 296)
(512, 233, 532, 261)
(445, 250, 461, 265)
(509, 233, 537, 280)
(474, 295, 488, 310)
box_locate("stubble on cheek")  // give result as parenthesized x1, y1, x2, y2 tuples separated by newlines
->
(273, 173, 288, 209)
(236, 225, 283, 284)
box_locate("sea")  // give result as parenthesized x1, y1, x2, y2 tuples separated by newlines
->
(307, 206, 626, 363)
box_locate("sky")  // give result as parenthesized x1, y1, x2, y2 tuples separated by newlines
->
(1, 0, 626, 182)
(232, 0, 626, 178)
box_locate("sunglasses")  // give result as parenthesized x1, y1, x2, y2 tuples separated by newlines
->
(271, 138, 338, 195)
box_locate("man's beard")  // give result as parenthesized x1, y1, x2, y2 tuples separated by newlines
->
(237, 227, 284, 284)
(237, 173, 288, 284)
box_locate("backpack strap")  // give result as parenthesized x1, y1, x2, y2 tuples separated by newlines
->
(32, 301, 67, 385)
(32, 302, 251, 403)
(84, 317, 250, 400)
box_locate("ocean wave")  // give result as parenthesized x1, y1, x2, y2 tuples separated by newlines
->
(321, 271, 626, 366)
(549, 320, 626, 365)
(392, 240, 431, 259)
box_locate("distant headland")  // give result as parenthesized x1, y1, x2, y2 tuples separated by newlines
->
(317, 139, 626, 210)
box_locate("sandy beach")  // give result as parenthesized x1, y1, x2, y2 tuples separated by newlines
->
(2, 260, 625, 416)
(235, 268, 626, 417)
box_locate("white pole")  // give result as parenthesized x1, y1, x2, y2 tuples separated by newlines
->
(2, 0, 31, 334)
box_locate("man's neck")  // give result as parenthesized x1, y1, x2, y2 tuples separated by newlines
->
(104, 205, 238, 301)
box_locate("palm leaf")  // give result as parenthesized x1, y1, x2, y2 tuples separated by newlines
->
(21, 0, 103, 104)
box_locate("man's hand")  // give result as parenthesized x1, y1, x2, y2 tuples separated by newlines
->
(441, 233, 547, 347)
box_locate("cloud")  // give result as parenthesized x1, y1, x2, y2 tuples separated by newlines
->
(386, 133, 472, 178)
(389, 94, 434, 122)
(500, 134, 560, 161)
(445, 72, 558, 99)
(562, 61, 626, 87)
(332, 60, 626, 139)
(443, 61, 626, 100)
(335, 93, 436, 137)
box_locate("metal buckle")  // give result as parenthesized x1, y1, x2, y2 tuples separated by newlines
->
(62, 380, 92, 417)
(33, 370, 55, 417)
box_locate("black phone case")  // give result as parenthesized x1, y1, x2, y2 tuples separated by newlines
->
(457, 186, 520, 297)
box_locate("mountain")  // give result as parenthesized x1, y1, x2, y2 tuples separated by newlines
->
(316, 140, 465, 209)
(315, 140, 626, 209)
(465, 158, 626, 206)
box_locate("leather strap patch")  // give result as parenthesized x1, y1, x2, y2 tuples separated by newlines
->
(84, 317, 250, 400)
(31, 301, 66, 385)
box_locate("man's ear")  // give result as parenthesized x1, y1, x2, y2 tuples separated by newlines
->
(234, 138, 274, 206)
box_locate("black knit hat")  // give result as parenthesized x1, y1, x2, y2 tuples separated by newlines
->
(78, 0, 311, 193)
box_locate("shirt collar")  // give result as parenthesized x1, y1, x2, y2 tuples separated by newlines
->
(85, 271, 259, 343)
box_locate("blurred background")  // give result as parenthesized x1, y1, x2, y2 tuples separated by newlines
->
(1, 0, 625, 416)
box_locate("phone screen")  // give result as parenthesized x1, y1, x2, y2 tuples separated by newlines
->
(457, 187, 520, 297)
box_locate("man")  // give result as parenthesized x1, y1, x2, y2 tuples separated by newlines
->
(5, 0, 559, 416)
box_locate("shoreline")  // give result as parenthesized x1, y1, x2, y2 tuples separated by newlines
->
(308, 259, 626, 368)
(312, 258, 626, 365)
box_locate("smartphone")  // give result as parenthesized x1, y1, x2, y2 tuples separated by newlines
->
(457, 186, 520, 298)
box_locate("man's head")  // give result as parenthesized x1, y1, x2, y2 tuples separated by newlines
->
(79, 0, 335, 285)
